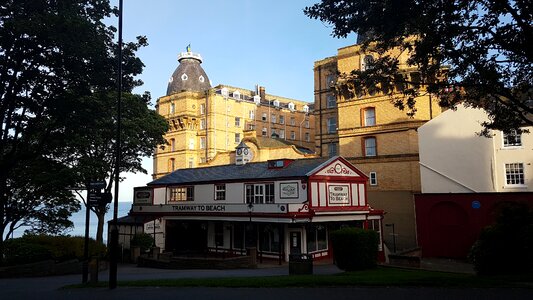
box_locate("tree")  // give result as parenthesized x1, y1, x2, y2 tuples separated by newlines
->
(304, 0, 533, 134)
(0, 0, 163, 259)
(66, 91, 168, 243)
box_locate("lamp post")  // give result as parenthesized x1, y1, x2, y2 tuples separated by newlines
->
(385, 223, 396, 253)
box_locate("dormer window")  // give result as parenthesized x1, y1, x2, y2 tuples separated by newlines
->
(267, 159, 293, 169)
(199, 75, 205, 83)
(288, 102, 295, 111)
(253, 95, 261, 105)
(273, 100, 280, 107)
(233, 90, 241, 100)
(221, 87, 229, 98)
(303, 105, 309, 113)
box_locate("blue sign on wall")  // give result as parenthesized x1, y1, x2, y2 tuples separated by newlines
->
(471, 200, 481, 209)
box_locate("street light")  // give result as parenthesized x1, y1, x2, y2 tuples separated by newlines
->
(385, 223, 396, 253)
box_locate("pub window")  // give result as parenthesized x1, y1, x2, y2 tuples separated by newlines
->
(215, 222, 224, 246)
(215, 184, 226, 200)
(169, 186, 194, 202)
(306, 225, 328, 253)
(245, 183, 274, 204)
(260, 225, 280, 253)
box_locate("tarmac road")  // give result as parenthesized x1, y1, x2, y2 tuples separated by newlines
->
(0, 264, 530, 300)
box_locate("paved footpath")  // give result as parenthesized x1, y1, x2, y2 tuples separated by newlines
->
(0, 264, 531, 300)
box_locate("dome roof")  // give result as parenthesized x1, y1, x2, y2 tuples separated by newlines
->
(166, 51, 211, 95)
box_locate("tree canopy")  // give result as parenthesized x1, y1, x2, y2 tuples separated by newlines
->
(304, 0, 533, 134)
(0, 0, 167, 253)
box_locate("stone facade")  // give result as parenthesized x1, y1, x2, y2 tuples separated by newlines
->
(314, 41, 444, 250)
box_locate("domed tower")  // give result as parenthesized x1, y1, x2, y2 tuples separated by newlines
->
(166, 47, 211, 95)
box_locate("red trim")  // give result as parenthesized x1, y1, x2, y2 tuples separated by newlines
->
(309, 157, 369, 180)
(313, 206, 371, 212)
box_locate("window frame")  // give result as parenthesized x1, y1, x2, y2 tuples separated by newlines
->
(369, 172, 377, 186)
(502, 130, 522, 148)
(215, 184, 226, 201)
(326, 94, 336, 108)
(328, 143, 337, 157)
(504, 163, 525, 186)
(200, 136, 206, 149)
(245, 183, 274, 204)
(235, 133, 241, 143)
(168, 186, 194, 202)
(200, 103, 205, 115)
(363, 136, 377, 157)
(327, 117, 337, 133)
(363, 107, 376, 126)
(235, 117, 241, 127)
(279, 115, 285, 124)
(200, 118, 206, 130)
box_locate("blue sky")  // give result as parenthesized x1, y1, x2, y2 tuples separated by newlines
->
(113, 0, 356, 202)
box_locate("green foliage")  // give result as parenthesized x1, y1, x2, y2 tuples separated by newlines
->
(469, 202, 533, 275)
(2, 235, 107, 266)
(330, 227, 379, 271)
(304, 1, 533, 133)
(130, 233, 155, 252)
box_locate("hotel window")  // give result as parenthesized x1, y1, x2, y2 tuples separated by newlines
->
(290, 131, 296, 140)
(200, 137, 206, 149)
(188, 138, 195, 150)
(200, 103, 205, 115)
(328, 143, 337, 157)
(215, 184, 226, 200)
(305, 132, 310, 142)
(249, 110, 255, 119)
(503, 130, 522, 147)
(305, 120, 310, 128)
(248, 123, 255, 130)
(200, 157, 206, 164)
(306, 225, 328, 253)
(170, 103, 175, 114)
(262, 127, 267, 136)
(262, 113, 267, 121)
(363, 107, 376, 126)
(271, 114, 276, 123)
(505, 163, 525, 186)
(170, 138, 175, 152)
(290, 117, 295, 126)
(327, 117, 337, 133)
(188, 158, 194, 168)
(200, 118, 206, 129)
(168, 158, 175, 172)
(235, 117, 241, 127)
(326, 94, 336, 108)
(271, 129, 278, 137)
(364, 137, 377, 157)
(279, 129, 285, 139)
(279, 115, 285, 124)
(369, 172, 377, 186)
(326, 74, 335, 87)
(245, 183, 274, 204)
(235, 133, 241, 143)
(361, 55, 374, 71)
(169, 186, 194, 202)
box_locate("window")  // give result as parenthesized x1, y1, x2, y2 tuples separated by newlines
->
(326, 74, 335, 87)
(271, 129, 278, 138)
(290, 117, 295, 126)
(327, 117, 337, 133)
(215, 184, 226, 200)
(262, 127, 267, 136)
(368, 219, 382, 251)
(364, 137, 377, 157)
(168, 158, 175, 172)
(260, 225, 280, 253)
(279, 129, 285, 139)
(503, 130, 522, 147)
(305, 120, 310, 128)
(170, 103, 175, 114)
(369, 172, 377, 186)
(249, 110, 255, 119)
(200, 157, 206, 164)
(235, 133, 241, 143)
(363, 107, 376, 126)
(200, 103, 205, 115)
(305, 132, 310, 142)
(505, 163, 525, 186)
(279, 115, 285, 124)
(188, 158, 194, 168)
(169, 186, 194, 202)
(326, 94, 336, 108)
(200, 137, 206, 149)
(306, 225, 328, 253)
(235, 117, 241, 127)
(328, 143, 337, 157)
(188, 138, 195, 150)
(271, 114, 276, 123)
(361, 55, 374, 71)
(248, 123, 255, 130)
(262, 113, 267, 121)
(290, 131, 296, 140)
(200, 118, 206, 129)
(170, 138, 175, 152)
(245, 183, 274, 204)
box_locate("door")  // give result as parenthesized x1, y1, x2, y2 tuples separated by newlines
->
(289, 231, 302, 254)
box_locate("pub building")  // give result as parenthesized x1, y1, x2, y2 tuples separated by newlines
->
(129, 148, 384, 262)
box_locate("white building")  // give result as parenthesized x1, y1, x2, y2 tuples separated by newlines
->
(128, 153, 384, 262)
(418, 104, 532, 193)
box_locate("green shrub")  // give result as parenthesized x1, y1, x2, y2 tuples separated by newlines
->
(330, 227, 379, 271)
(2, 234, 107, 266)
(130, 233, 154, 252)
(469, 202, 533, 275)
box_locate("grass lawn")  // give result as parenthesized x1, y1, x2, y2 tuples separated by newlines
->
(68, 267, 533, 289)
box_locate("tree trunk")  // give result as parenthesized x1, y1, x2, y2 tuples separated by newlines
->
(94, 205, 107, 244)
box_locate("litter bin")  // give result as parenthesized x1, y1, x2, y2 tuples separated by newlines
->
(289, 253, 313, 275)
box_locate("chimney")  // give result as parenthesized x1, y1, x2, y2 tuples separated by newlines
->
(259, 86, 266, 102)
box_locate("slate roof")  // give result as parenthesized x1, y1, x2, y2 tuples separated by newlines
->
(248, 136, 314, 154)
(148, 157, 331, 186)
(166, 55, 211, 95)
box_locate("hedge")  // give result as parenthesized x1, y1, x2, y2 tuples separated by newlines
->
(330, 227, 379, 271)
